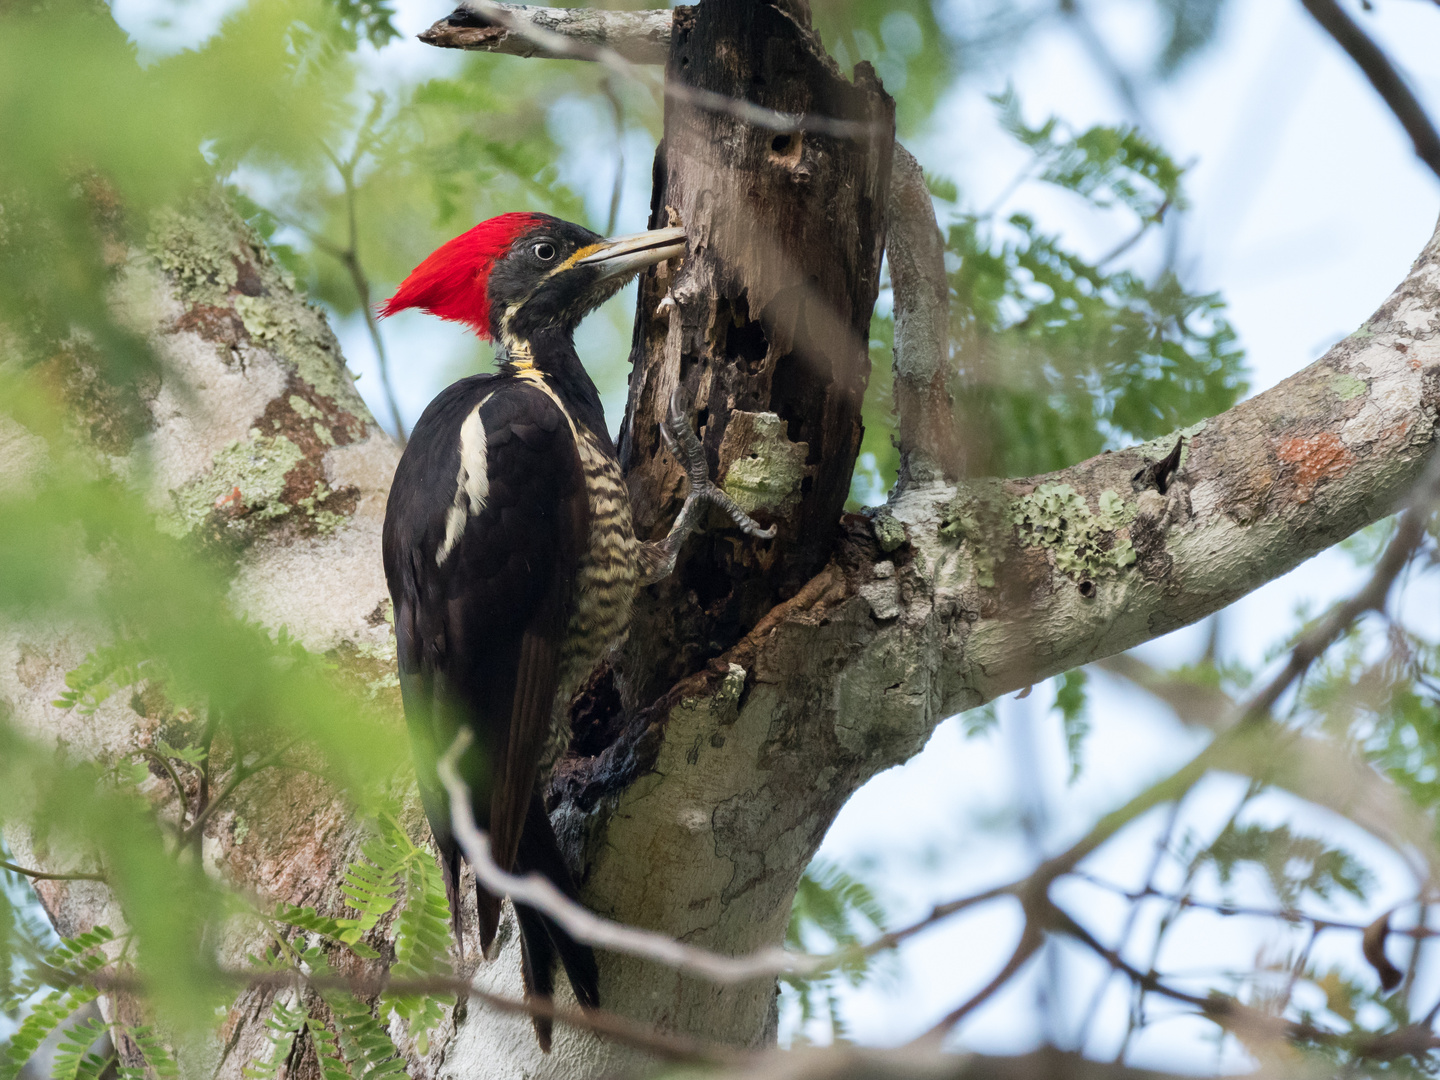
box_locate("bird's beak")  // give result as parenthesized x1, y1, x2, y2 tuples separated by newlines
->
(575, 227, 687, 280)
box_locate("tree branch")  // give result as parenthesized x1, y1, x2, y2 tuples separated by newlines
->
(445, 728, 1019, 986)
(1301, 0, 1440, 182)
(1240, 447, 1440, 723)
(0, 857, 107, 883)
(419, 2, 671, 63)
(421, 0, 881, 138)
(887, 144, 961, 483)
(440, 731, 817, 983)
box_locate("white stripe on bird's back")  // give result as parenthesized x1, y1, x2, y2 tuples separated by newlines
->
(436, 400, 491, 566)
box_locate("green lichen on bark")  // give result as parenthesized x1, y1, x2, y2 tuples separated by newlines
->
(1329, 372, 1368, 401)
(871, 512, 907, 552)
(1012, 482, 1136, 578)
(147, 205, 241, 305)
(162, 432, 304, 537)
(146, 191, 365, 411)
(293, 480, 350, 535)
(721, 412, 808, 518)
(939, 480, 1009, 587)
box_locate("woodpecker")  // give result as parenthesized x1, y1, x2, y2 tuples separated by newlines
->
(379, 212, 772, 1047)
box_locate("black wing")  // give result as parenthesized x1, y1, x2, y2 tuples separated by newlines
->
(383, 375, 588, 943)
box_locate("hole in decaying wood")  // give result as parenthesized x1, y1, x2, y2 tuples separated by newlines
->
(767, 130, 804, 168)
(1078, 580, 1096, 599)
(567, 664, 624, 759)
(725, 317, 769, 373)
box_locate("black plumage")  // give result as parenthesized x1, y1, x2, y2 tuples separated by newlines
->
(380, 213, 771, 1049)
(384, 375, 598, 1043)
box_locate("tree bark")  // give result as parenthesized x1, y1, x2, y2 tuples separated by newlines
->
(3, 0, 1440, 1077)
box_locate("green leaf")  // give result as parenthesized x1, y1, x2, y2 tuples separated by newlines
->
(324, 994, 408, 1079)
(380, 849, 453, 1052)
(50, 1013, 110, 1080)
(241, 998, 307, 1080)
(781, 860, 890, 1046)
(1053, 669, 1089, 781)
(125, 1025, 179, 1080)
(271, 903, 379, 959)
(307, 1021, 354, 1080)
(0, 989, 98, 1080)
(153, 740, 207, 767)
(1201, 822, 1372, 909)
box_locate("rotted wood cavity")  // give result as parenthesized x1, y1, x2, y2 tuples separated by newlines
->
(610, 0, 894, 714)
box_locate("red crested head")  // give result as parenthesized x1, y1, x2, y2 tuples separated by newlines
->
(378, 212, 545, 339)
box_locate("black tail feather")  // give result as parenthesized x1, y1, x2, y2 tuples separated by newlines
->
(515, 904, 558, 1051)
(474, 881, 502, 955)
(513, 794, 601, 1017)
(437, 837, 465, 956)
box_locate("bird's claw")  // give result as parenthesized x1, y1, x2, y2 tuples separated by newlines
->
(663, 389, 777, 541)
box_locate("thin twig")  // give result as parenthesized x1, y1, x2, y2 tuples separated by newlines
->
(140, 748, 192, 828)
(1300, 0, 1440, 182)
(602, 77, 625, 238)
(438, 731, 1009, 986)
(1074, 800, 1181, 1051)
(1059, 904, 1440, 1060)
(1096, 198, 1169, 268)
(1075, 871, 1440, 940)
(190, 708, 219, 861)
(424, 0, 886, 139)
(178, 739, 299, 845)
(915, 926, 1044, 1042)
(89, 966, 744, 1065)
(439, 732, 809, 982)
(329, 127, 408, 447)
(0, 858, 107, 883)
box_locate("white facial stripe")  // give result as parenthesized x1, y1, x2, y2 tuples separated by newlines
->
(436, 400, 491, 567)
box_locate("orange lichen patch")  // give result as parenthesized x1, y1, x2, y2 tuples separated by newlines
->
(1276, 431, 1356, 502)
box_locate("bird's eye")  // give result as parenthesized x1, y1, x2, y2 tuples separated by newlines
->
(533, 242, 557, 261)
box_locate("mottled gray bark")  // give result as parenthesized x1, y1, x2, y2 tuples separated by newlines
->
(4, 3, 1440, 1078)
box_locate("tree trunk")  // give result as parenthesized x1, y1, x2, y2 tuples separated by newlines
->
(4, 0, 1440, 1076)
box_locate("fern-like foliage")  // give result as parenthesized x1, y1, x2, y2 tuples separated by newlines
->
(271, 904, 379, 959)
(304, 815, 453, 1052)
(49, 1012, 111, 1080)
(325, 994, 408, 1079)
(0, 988, 98, 1080)
(124, 1025, 179, 1080)
(307, 1020, 353, 1080)
(781, 861, 890, 1045)
(50, 639, 153, 715)
(241, 997, 307, 1080)
(338, 825, 409, 938)
(0, 923, 115, 1078)
(289, 946, 407, 1079)
(0, 875, 13, 1017)
(380, 851, 452, 1054)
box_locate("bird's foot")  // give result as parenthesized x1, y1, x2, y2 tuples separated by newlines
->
(660, 389, 777, 541)
(638, 390, 776, 584)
